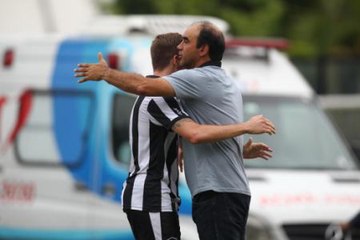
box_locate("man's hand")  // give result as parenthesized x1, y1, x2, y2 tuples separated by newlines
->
(244, 115, 276, 135)
(243, 138, 273, 160)
(74, 52, 109, 83)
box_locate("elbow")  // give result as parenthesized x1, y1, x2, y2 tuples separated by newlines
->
(136, 83, 160, 96)
(188, 137, 201, 144)
(177, 125, 208, 144)
(187, 133, 205, 144)
(136, 85, 149, 96)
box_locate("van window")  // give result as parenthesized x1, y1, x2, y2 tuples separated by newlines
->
(16, 90, 93, 167)
(112, 93, 137, 164)
(243, 95, 358, 170)
(324, 108, 360, 161)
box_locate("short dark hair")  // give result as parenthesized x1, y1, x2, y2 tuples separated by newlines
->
(151, 33, 183, 71)
(195, 21, 225, 61)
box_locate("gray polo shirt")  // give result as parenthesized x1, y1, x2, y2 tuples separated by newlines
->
(163, 64, 251, 197)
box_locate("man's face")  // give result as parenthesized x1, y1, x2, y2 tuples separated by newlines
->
(177, 24, 201, 69)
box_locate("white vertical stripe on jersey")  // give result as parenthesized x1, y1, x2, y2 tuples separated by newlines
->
(131, 173, 146, 210)
(130, 101, 150, 209)
(127, 103, 135, 173)
(137, 101, 151, 174)
(149, 212, 162, 240)
(153, 97, 182, 120)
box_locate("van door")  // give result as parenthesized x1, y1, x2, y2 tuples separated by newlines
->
(0, 89, 99, 239)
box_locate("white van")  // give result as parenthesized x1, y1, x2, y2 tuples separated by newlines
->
(0, 30, 197, 240)
(1, 15, 359, 240)
(222, 38, 360, 240)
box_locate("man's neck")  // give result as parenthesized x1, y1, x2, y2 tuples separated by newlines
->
(194, 58, 211, 68)
(153, 66, 176, 77)
(199, 60, 222, 68)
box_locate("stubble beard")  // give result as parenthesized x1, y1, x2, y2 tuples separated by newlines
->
(179, 57, 195, 69)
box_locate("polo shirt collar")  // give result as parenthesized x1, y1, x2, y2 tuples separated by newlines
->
(199, 60, 222, 68)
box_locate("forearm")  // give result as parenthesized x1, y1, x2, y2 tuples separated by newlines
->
(103, 69, 148, 95)
(174, 120, 249, 144)
(104, 69, 175, 96)
(197, 124, 249, 143)
(75, 54, 176, 96)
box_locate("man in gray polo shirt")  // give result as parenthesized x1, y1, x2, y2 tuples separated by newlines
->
(75, 21, 276, 240)
(162, 23, 250, 240)
(163, 57, 249, 200)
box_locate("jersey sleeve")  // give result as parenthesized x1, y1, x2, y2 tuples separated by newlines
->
(147, 97, 190, 130)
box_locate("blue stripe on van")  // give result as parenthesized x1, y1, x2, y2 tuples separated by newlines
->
(51, 38, 130, 203)
(0, 227, 134, 240)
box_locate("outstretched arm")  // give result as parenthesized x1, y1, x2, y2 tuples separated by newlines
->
(74, 52, 175, 97)
(172, 115, 276, 144)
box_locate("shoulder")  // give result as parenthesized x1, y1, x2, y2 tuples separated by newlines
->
(165, 69, 211, 88)
(165, 68, 206, 80)
(148, 97, 181, 109)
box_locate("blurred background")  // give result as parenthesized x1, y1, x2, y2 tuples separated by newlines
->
(101, 0, 360, 95)
(2, 0, 360, 93)
(1, 0, 359, 156)
(1, 1, 359, 239)
(105, 0, 360, 159)
(104, 0, 360, 161)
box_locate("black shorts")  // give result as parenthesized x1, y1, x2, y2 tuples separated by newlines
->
(192, 191, 251, 240)
(125, 209, 181, 240)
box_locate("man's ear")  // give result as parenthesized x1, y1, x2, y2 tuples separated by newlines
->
(172, 55, 180, 66)
(199, 44, 209, 57)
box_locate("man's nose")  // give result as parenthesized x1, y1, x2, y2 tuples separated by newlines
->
(177, 41, 183, 50)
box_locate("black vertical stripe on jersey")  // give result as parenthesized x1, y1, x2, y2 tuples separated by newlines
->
(143, 122, 167, 211)
(123, 96, 144, 210)
(132, 96, 145, 172)
(166, 136, 179, 211)
(148, 98, 173, 129)
(164, 97, 186, 116)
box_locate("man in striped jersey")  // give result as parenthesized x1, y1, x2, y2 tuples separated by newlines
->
(75, 23, 276, 240)
(121, 33, 186, 240)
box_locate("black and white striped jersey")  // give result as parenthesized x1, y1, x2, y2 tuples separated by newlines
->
(121, 94, 189, 212)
